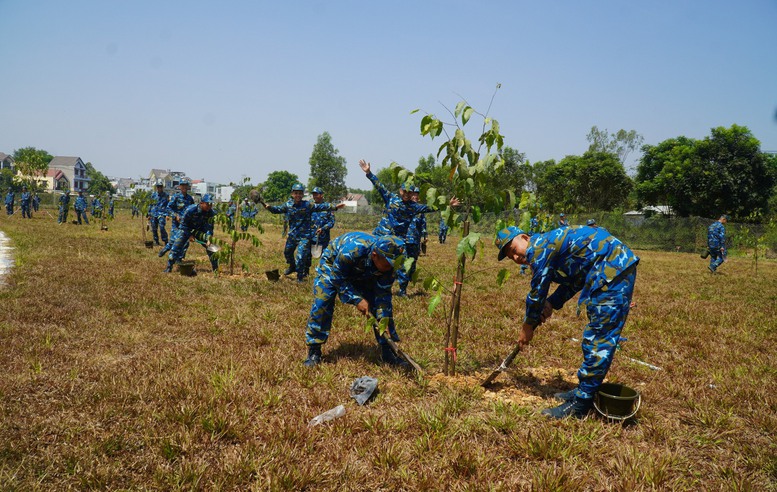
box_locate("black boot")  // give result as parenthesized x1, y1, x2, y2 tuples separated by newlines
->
(553, 388, 577, 402)
(380, 344, 409, 368)
(303, 345, 322, 367)
(541, 396, 593, 419)
(158, 247, 168, 258)
(284, 265, 296, 276)
(163, 260, 174, 273)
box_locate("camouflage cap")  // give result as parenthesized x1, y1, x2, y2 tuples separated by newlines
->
(373, 235, 405, 266)
(495, 226, 525, 261)
(312, 187, 323, 194)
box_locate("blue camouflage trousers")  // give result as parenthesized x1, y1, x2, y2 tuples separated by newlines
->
(439, 229, 447, 244)
(306, 280, 398, 347)
(58, 206, 68, 224)
(708, 248, 725, 272)
(149, 216, 168, 244)
(167, 228, 218, 270)
(575, 267, 637, 400)
(396, 243, 420, 293)
(284, 236, 311, 279)
(75, 210, 89, 224)
(21, 204, 31, 218)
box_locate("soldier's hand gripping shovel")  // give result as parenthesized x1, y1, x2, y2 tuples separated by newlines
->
(481, 342, 523, 387)
(372, 324, 423, 374)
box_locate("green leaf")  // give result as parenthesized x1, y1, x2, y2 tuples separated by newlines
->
(504, 189, 516, 210)
(462, 106, 474, 125)
(472, 205, 482, 224)
(426, 187, 438, 207)
(403, 256, 415, 273)
(497, 268, 510, 287)
(410, 109, 420, 114)
(454, 101, 465, 118)
(428, 294, 442, 316)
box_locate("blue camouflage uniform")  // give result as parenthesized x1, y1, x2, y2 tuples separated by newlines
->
(306, 232, 403, 347)
(438, 217, 449, 244)
(58, 193, 70, 223)
(557, 214, 569, 228)
(166, 202, 218, 271)
(32, 194, 40, 212)
(131, 204, 139, 218)
(240, 201, 257, 232)
(20, 190, 32, 218)
(267, 199, 339, 281)
(159, 191, 194, 255)
(367, 172, 433, 238)
(108, 198, 115, 218)
(149, 189, 169, 245)
(74, 194, 89, 224)
(522, 225, 639, 400)
(91, 197, 102, 218)
(226, 202, 236, 229)
(4, 191, 14, 215)
(707, 220, 726, 272)
(311, 207, 336, 250)
(397, 213, 426, 295)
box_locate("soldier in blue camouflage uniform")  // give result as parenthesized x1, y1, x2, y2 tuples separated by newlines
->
(359, 159, 456, 239)
(91, 196, 102, 218)
(303, 232, 408, 367)
(226, 201, 237, 229)
(164, 194, 219, 273)
(707, 214, 728, 273)
(20, 187, 32, 218)
(239, 198, 257, 232)
(131, 204, 139, 218)
(149, 181, 169, 246)
(495, 224, 639, 419)
(74, 191, 89, 224)
(438, 217, 449, 244)
(58, 191, 70, 224)
(32, 193, 40, 212)
(264, 183, 344, 282)
(558, 213, 569, 228)
(4, 190, 14, 215)
(586, 218, 597, 227)
(158, 179, 194, 257)
(310, 187, 336, 251)
(108, 195, 115, 218)
(397, 186, 426, 297)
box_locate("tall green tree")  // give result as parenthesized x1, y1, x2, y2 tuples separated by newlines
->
(309, 131, 347, 200)
(587, 126, 645, 169)
(85, 162, 114, 194)
(535, 152, 632, 213)
(13, 146, 53, 188)
(262, 170, 299, 202)
(635, 125, 775, 218)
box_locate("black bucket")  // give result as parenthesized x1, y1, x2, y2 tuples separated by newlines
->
(144, 240, 154, 248)
(265, 269, 280, 282)
(594, 383, 641, 420)
(178, 261, 196, 276)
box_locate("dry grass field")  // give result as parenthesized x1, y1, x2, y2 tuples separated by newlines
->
(1, 208, 775, 491)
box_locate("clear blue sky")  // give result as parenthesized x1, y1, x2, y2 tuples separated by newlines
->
(1, 0, 775, 190)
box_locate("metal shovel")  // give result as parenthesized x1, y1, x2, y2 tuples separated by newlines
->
(481, 342, 523, 386)
(372, 325, 423, 374)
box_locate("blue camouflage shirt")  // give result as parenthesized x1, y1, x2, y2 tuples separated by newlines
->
(523, 225, 640, 327)
(167, 192, 194, 220)
(74, 195, 88, 211)
(59, 194, 70, 206)
(311, 208, 336, 245)
(150, 190, 169, 218)
(318, 232, 395, 319)
(21, 192, 31, 205)
(267, 199, 337, 240)
(4, 192, 14, 205)
(707, 221, 725, 250)
(367, 172, 432, 237)
(179, 203, 216, 239)
(406, 214, 427, 245)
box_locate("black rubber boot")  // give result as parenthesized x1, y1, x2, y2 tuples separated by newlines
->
(541, 396, 593, 419)
(303, 345, 322, 367)
(554, 388, 577, 402)
(284, 265, 296, 275)
(158, 247, 168, 258)
(163, 260, 174, 273)
(380, 344, 409, 368)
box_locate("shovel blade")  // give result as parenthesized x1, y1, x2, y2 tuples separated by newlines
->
(311, 244, 323, 258)
(481, 343, 523, 387)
